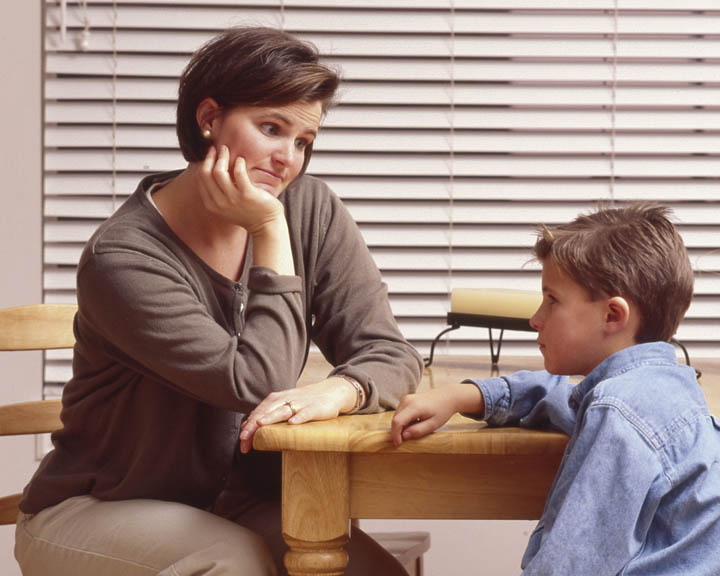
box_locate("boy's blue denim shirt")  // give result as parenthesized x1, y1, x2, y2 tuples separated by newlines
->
(466, 341, 720, 575)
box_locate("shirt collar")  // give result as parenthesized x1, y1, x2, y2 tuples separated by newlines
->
(569, 341, 678, 411)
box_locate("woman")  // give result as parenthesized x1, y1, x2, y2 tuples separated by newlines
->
(16, 27, 422, 576)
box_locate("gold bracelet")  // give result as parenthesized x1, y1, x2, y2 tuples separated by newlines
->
(338, 374, 365, 414)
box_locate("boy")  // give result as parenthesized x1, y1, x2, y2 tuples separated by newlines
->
(391, 204, 720, 575)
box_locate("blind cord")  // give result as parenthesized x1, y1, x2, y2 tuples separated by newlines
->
(609, 0, 618, 204)
(111, 0, 118, 212)
(60, 0, 67, 42)
(446, 1, 456, 353)
(79, 0, 90, 51)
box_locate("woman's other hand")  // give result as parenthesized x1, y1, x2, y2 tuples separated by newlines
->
(390, 384, 485, 447)
(239, 377, 359, 454)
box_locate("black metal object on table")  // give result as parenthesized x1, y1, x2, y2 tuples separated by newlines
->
(424, 312, 537, 368)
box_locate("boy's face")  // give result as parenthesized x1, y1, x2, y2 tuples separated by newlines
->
(530, 260, 611, 376)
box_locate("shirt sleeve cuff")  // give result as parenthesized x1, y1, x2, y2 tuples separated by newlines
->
(248, 266, 302, 294)
(329, 366, 371, 410)
(460, 377, 510, 421)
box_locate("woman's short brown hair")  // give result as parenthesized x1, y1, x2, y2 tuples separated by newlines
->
(533, 203, 694, 343)
(176, 27, 340, 169)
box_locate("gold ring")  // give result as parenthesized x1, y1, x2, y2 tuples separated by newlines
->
(284, 400, 298, 417)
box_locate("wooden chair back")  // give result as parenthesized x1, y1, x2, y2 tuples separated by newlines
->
(0, 304, 76, 524)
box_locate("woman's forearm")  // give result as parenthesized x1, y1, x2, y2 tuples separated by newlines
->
(250, 217, 295, 276)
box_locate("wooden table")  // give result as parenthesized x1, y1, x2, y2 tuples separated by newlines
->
(254, 354, 720, 576)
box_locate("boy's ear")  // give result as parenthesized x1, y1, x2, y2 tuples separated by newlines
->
(604, 296, 631, 334)
(196, 97, 222, 132)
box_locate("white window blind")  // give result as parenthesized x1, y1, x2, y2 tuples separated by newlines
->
(43, 0, 720, 387)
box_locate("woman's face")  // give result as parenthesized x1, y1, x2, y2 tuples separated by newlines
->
(210, 100, 322, 197)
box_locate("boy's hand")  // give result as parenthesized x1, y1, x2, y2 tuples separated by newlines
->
(390, 384, 484, 446)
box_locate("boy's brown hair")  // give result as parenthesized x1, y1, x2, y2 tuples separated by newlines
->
(533, 203, 694, 343)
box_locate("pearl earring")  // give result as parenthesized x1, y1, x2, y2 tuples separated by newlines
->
(202, 129, 212, 140)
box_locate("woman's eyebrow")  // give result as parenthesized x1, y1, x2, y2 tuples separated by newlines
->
(265, 112, 318, 137)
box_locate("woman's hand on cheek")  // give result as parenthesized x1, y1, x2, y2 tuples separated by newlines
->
(238, 378, 358, 454)
(196, 145, 284, 234)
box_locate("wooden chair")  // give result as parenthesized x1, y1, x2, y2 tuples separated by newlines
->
(0, 303, 76, 525)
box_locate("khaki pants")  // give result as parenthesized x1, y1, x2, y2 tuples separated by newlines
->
(14, 496, 407, 576)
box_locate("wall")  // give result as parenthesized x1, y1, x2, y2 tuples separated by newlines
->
(0, 0, 43, 573)
(362, 518, 533, 576)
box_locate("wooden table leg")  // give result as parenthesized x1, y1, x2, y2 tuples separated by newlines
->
(282, 451, 350, 576)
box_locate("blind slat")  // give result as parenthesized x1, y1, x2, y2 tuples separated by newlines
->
(47, 6, 720, 35)
(43, 173, 720, 201)
(43, 268, 720, 298)
(45, 103, 720, 132)
(49, 1, 720, 10)
(46, 126, 720, 155)
(46, 78, 720, 107)
(46, 53, 720, 83)
(43, 196, 720, 226)
(46, 30, 720, 60)
(44, 150, 720, 178)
